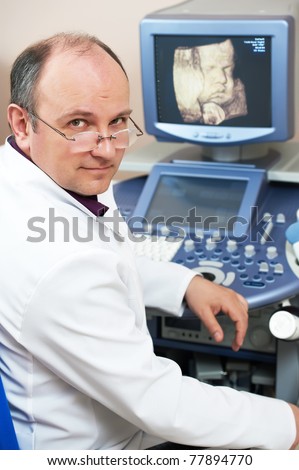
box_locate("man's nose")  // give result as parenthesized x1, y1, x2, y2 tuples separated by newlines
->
(91, 137, 117, 157)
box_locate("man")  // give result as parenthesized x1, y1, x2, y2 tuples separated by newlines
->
(0, 32, 298, 450)
(173, 39, 247, 124)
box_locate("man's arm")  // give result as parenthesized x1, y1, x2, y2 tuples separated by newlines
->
(20, 249, 297, 449)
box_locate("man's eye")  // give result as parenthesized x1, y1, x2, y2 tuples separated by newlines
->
(110, 117, 127, 127)
(70, 119, 85, 128)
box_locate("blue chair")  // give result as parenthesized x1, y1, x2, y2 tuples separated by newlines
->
(0, 373, 19, 449)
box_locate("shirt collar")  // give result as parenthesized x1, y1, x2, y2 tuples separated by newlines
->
(8, 136, 109, 217)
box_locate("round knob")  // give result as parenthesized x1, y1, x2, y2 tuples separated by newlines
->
(263, 212, 272, 222)
(266, 246, 278, 260)
(249, 326, 271, 349)
(184, 239, 195, 252)
(206, 237, 216, 251)
(194, 229, 204, 241)
(212, 230, 221, 240)
(226, 240, 237, 253)
(276, 213, 285, 224)
(269, 310, 299, 341)
(244, 244, 256, 258)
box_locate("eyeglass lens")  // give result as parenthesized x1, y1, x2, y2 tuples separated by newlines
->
(73, 129, 137, 151)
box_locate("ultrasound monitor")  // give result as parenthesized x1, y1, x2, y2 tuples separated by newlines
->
(131, 162, 266, 239)
(140, 0, 298, 160)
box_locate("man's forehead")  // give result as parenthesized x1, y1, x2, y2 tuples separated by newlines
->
(37, 45, 127, 94)
(35, 46, 129, 114)
(44, 44, 109, 70)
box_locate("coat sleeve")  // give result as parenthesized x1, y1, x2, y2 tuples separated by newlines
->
(101, 185, 197, 315)
(135, 256, 196, 315)
(19, 248, 296, 449)
(99, 186, 195, 316)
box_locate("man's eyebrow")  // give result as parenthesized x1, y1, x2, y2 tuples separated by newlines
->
(113, 109, 133, 118)
(56, 110, 93, 124)
(58, 109, 133, 121)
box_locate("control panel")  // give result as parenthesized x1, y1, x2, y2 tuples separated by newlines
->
(114, 164, 299, 311)
(156, 212, 299, 310)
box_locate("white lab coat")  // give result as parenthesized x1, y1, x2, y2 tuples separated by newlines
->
(0, 139, 295, 450)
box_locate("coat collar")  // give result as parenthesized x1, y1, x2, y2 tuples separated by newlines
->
(7, 136, 109, 217)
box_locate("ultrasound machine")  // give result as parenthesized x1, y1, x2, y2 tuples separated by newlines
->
(114, 0, 299, 404)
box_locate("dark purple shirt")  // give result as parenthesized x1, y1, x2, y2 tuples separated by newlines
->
(8, 136, 109, 217)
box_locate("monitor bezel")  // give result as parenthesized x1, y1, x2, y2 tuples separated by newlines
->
(130, 163, 266, 239)
(140, 15, 295, 146)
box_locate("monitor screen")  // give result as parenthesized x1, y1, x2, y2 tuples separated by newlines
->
(155, 35, 271, 129)
(145, 174, 248, 232)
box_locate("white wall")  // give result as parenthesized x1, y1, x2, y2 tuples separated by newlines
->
(0, 0, 185, 146)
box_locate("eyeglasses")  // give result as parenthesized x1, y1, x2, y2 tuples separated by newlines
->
(28, 112, 143, 151)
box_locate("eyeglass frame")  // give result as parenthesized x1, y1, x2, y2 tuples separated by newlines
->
(27, 111, 144, 149)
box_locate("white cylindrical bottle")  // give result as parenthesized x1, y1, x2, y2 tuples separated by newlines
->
(269, 308, 299, 341)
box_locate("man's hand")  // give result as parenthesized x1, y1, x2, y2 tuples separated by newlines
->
(184, 276, 248, 351)
(288, 403, 299, 449)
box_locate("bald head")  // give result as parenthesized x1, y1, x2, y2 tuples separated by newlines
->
(10, 32, 127, 120)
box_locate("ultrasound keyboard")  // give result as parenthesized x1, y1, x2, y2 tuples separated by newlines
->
(114, 171, 299, 311)
(131, 234, 184, 262)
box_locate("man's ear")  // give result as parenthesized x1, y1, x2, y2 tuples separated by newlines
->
(7, 104, 31, 154)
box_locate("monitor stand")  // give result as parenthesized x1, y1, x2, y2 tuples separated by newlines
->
(121, 140, 299, 182)
(165, 142, 281, 170)
(202, 143, 275, 163)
